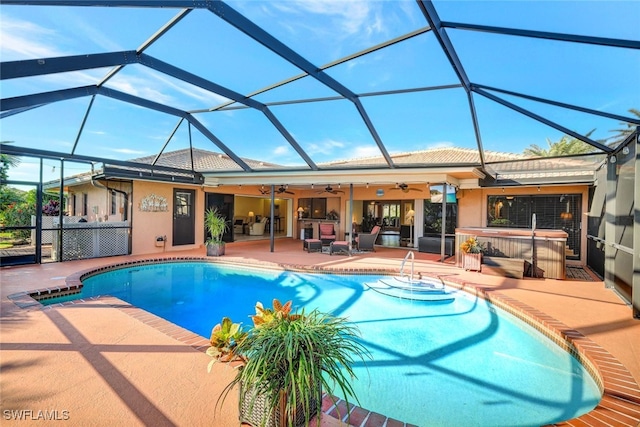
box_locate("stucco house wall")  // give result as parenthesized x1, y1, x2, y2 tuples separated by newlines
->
(131, 181, 205, 255)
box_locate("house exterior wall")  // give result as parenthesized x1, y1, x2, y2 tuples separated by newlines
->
(457, 184, 590, 265)
(117, 180, 589, 264)
(66, 182, 130, 223)
(131, 181, 205, 255)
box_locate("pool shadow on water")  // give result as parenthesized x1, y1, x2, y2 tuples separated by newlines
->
(349, 296, 598, 426)
(76, 262, 599, 426)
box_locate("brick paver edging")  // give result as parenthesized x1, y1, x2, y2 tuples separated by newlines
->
(8, 257, 640, 426)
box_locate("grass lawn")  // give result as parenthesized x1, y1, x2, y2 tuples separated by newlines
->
(0, 232, 17, 249)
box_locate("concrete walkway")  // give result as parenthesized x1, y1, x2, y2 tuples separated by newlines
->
(1, 239, 638, 426)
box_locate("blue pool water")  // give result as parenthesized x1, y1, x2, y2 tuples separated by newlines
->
(53, 262, 600, 426)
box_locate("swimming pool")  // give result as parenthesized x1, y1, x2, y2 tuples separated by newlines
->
(51, 261, 600, 426)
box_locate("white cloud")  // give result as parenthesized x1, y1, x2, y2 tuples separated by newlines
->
(292, 1, 375, 36)
(104, 66, 231, 109)
(305, 138, 345, 156)
(108, 148, 148, 155)
(348, 144, 381, 159)
(65, 12, 122, 52)
(268, 0, 386, 45)
(0, 16, 65, 60)
(273, 145, 290, 155)
(104, 73, 174, 105)
(1, 15, 228, 110)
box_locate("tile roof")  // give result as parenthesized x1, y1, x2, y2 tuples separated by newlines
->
(129, 148, 283, 171)
(319, 147, 523, 168)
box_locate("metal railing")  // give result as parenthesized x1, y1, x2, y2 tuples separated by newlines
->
(399, 250, 415, 282)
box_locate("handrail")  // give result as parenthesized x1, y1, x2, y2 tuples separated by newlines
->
(400, 251, 415, 282)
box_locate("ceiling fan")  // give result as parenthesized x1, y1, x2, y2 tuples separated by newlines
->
(390, 183, 423, 193)
(317, 185, 344, 195)
(259, 185, 294, 195)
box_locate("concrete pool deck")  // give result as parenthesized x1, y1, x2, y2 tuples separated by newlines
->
(1, 238, 639, 426)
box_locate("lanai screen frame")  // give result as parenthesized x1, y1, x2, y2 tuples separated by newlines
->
(2, 0, 638, 178)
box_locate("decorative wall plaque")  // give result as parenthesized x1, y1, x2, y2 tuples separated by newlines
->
(139, 194, 168, 212)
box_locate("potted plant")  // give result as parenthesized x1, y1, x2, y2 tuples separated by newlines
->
(460, 236, 484, 271)
(205, 207, 228, 256)
(209, 299, 370, 427)
(206, 317, 248, 368)
(326, 209, 339, 221)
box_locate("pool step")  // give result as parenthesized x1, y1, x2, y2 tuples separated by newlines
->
(365, 278, 456, 302)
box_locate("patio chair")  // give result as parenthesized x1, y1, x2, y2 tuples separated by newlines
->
(233, 216, 247, 234)
(319, 223, 336, 245)
(249, 217, 268, 235)
(356, 225, 381, 252)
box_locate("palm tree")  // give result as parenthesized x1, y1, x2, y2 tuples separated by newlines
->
(523, 130, 598, 157)
(606, 108, 640, 147)
(0, 141, 21, 182)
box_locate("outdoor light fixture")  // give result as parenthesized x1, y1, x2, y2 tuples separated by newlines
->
(407, 209, 415, 247)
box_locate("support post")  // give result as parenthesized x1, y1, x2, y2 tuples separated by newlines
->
(633, 128, 640, 318)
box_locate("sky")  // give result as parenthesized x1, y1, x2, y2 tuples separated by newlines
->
(1, 0, 639, 183)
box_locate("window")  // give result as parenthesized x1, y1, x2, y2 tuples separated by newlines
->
(82, 193, 87, 216)
(381, 202, 400, 228)
(111, 190, 117, 215)
(487, 194, 582, 260)
(298, 198, 327, 219)
(175, 192, 192, 217)
(423, 201, 457, 236)
(423, 184, 458, 236)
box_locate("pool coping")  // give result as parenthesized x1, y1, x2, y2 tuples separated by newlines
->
(7, 256, 640, 426)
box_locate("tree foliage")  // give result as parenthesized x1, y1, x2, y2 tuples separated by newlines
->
(523, 108, 639, 157)
(606, 108, 640, 147)
(523, 130, 598, 157)
(0, 141, 20, 182)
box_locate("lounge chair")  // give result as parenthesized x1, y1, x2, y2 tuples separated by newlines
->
(319, 222, 336, 245)
(249, 217, 267, 235)
(356, 225, 381, 251)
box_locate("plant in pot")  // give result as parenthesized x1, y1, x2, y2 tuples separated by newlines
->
(210, 299, 370, 427)
(206, 317, 248, 369)
(205, 207, 228, 256)
(460, 236, 484, 271)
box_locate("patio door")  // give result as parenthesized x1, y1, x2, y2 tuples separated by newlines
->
(205, 192, 233, 243)
(173, 189, 195, 246)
